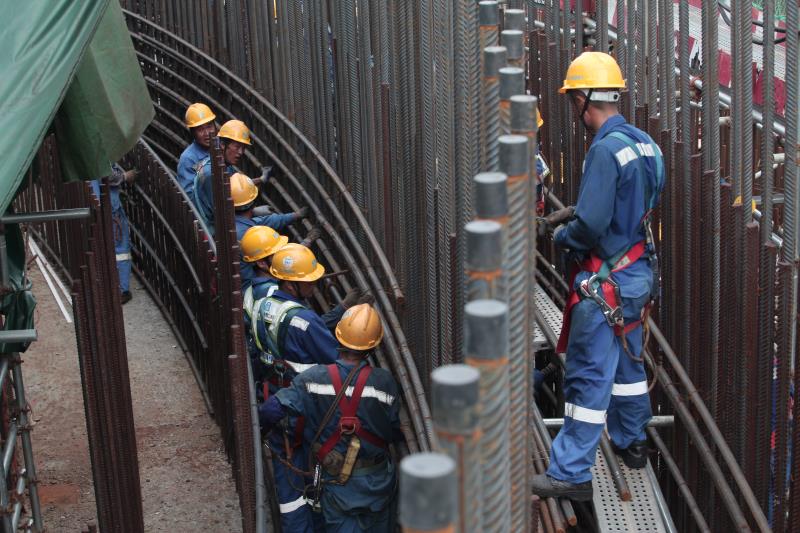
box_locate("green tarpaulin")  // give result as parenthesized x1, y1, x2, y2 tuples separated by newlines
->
(0, 0, 154, 212)
(0, 0, 154, 349)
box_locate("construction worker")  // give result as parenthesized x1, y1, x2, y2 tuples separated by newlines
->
(91, 164, 137, 304)
(193, 119, 251, 234)
(260, 303, 402, 533)
(240, 225, 287, 330)
(177, 103, 217, 194)
(248, 244, 371, 532)
(531, 51, 665, 501)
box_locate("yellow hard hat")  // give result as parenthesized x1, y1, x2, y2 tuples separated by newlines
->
(335, 303, 384, 351)
(240, 226, 288, 263)
(230, 172, 259, 208)
(217, 119, 252, 145)
(185, 103, 216, 128)
(270, 243, 326, 282)
(537, 107, 544, 128)
(559, 51, 626, 94)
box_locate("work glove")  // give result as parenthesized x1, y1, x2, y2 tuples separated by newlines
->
(341, 288, 362, 309)
(124, 168, 139, 184)
(300, 227, 322, 247)
(252, 205, 273, 217)
(294, 206, 310, 220)
(537, 205, 575, 238)
(356, 292, 375, 306)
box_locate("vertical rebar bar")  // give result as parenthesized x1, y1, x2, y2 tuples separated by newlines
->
(501, 30, 525, 69)
(499, 67, 525, 135)
(483, 47, 507, 171)
(465, 220, 505, 302)
(432, 365, 482, 533)
(465, 299, 510, 533)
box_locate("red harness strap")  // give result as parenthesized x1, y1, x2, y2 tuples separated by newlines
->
(556, 241, 647, 353)
(316, 365, 387, 463)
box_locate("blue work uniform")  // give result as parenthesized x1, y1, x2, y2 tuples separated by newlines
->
(261, 360, 402, 533)
(192, 157, 236, 236)
(242, 274, 278, 376)
(176, 141, 208, 194)
(90, 164, 131, 294)
(249, 290, 345, 531)
(236, 213, 295, 285)
(548, 114, 664, 484)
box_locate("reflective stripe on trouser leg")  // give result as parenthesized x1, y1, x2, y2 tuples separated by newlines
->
(547, 298, 618, 484)
(607, 322, 652, 448)
(271, 440, 316, 533)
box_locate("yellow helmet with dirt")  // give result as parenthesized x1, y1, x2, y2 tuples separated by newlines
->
(217, 119, 252, 145)
(270, 243, 325, 282)
(185, 103, 216, 128)
(230, 172, 258, 208)
(335, 303, 384, 351)
(240, 226, 288, 263)
(559, 51, 626, 94)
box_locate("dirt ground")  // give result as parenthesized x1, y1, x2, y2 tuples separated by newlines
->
(24, 269, 242, 532)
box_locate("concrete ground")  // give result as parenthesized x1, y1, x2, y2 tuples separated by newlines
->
(24, 268, 242, 532)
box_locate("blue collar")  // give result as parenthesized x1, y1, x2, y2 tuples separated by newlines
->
(336, 359, 368, 371)
(251, 275, 277, 285)
(591, 114, 627, 147)
(271, 289, 304, 305)
(191, 141, 209, 154)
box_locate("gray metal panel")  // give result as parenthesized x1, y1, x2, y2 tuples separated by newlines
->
(532, 323, 548, 351)
(592, 450, 668, 533)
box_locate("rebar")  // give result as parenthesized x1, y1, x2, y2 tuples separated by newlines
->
(499, 67, 525, 135)
(465, 299, 510, 533)
(483, 46, 507, 171)
(432, 365, 482, 533)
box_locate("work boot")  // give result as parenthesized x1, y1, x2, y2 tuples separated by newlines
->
(531, 473, 593, 501)
(120, 291, 132, 305)
(611, 439, 649, 469)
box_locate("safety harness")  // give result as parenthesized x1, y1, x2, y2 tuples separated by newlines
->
(249, 294, 314, 399)
(556, 130, 664, 357)
(315, 365, 387, 484)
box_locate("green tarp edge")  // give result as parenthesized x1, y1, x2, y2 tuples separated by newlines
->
(0, 0, 111, 214)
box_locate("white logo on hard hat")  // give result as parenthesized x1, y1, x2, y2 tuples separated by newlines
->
(283, 256, 295, 272)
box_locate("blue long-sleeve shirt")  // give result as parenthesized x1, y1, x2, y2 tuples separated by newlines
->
(192, 157, 236, 235)
(555, 115, 664, 261)
(177, 141, 208, 194)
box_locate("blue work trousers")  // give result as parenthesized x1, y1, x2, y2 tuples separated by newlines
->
(320, 462, 396, 533)
(113, 210, 131, 293)
(270, 435, 322, 532)
(547, 268, 652, 484)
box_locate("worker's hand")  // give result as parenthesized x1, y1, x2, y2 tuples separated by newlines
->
(252, 205, 273, 217)
(300, 227, 322, 247)
(543, 205, 575, 226)
(294, 206, 310, 220)
(124, 169, 139, 184)
(341, 288, 362, 309)
(356, 292, 375, 306)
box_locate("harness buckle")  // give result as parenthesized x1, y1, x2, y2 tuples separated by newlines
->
(580, 274, 624, 328)
(339, 416, 361, 435)
(258, 351, 274, 367)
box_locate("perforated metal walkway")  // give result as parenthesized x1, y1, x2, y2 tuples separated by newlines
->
(534, 284, 677, 532)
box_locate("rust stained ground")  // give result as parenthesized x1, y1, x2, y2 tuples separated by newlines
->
(24, 269, 242, 532)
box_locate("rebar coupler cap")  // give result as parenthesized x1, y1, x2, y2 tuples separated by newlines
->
(504, 8, 525, 31)
(432, 364, 481, 432)
(400, 452, 457, 530)
(465, 220, 503, 272)
(465, 299, 509, 360)
(479, 1, 499, 26)
(484, 46, 508, 77)
(510, 94, 539, 133)
(498, 135, 530, 177)
(499, 67, 525, 100)
(473, 172, 508, 219)
(501, 30, 524, 60)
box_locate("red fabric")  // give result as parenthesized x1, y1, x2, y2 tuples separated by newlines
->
(555, 241, 646, 352)
(316, 365, 386, 463)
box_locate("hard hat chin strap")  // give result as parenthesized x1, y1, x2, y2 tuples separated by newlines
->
(579, 89, 594, 129)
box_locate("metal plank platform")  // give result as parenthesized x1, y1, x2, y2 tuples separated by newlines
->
(592, 451, 676, 532)
(533, 283, 676, 532)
